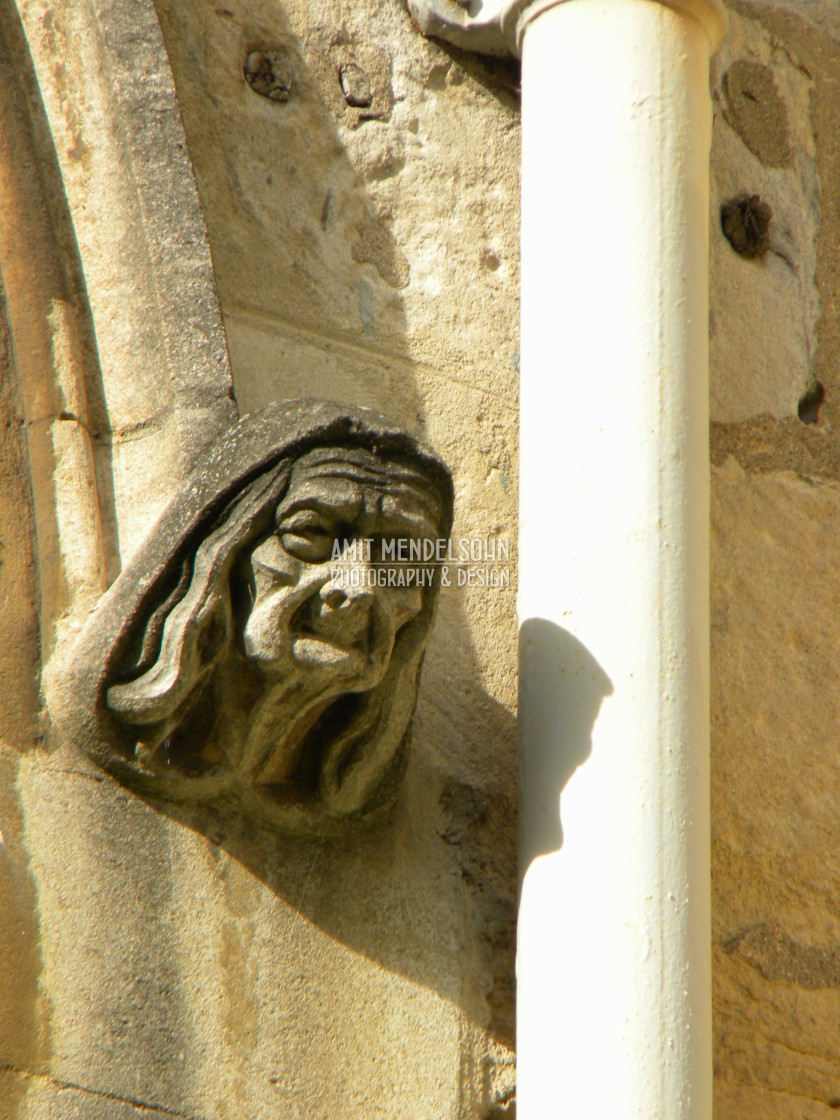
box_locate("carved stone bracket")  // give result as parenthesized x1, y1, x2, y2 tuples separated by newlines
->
(408, 0, 726, 57)
(408, 0, 576, 57)
(53, 401, 453, 836)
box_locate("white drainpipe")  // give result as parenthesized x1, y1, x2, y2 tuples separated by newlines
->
(410, 1, 725, 1116)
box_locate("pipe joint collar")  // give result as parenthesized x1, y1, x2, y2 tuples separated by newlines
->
(408, 0, 726, 59)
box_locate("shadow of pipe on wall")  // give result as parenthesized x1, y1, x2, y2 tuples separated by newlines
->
(518, 620, 612, 869)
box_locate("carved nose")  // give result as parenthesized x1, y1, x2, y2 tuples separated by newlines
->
(320, 582, 374, 611)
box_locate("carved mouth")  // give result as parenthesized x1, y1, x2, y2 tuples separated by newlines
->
(261, 692, 362, 802)
(290, 598, 374, 660)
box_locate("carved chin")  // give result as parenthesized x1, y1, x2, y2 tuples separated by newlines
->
(291, 634, 368, 671)
(290, 633, 389, 689)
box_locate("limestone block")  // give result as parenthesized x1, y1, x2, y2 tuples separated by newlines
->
(153, 0, 520, 409)
(2, 1076, 180, 1120)
(710, 9, 820, 422)
(9, 744, 510, 1118)
(225, 310, 425, 427)
(0, 748, 46, 1080)
(711, 459, 840, 1117)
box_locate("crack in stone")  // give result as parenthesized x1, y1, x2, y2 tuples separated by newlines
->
(0, 1057, 205, 1120)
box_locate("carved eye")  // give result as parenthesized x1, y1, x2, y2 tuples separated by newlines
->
(277, 515, 335, 563)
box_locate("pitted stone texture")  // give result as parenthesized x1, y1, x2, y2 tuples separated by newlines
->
(711, 460, 840, 1118)
(709, 9, 820, 423)
(722, 59, 794, 167)
(742, 0, 840, 40)
(153, 0, 520, 420)
(3, 745, 510, 1120)
(0, 1075, 183, 1120)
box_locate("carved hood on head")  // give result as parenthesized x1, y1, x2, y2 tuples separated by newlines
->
(54, 400, 454, 836)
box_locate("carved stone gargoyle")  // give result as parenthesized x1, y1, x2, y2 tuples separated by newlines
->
(54, 400, 453, 835)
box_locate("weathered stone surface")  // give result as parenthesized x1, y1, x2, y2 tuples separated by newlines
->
(0, 3, 518, 1118)
(711, 460, 840, 1117)
(0, 10, 109, 663)
(0, 305, 39, 749)
(0, 749, 47, 1091)
(145, 8, 519, 1110)
(12, 0, 236, 571)
(709, 5, 840, 1116)
(153, 0, 520, 416)
(3, 743, 513, 1119)
(722, 59, 794, 168)
(710, 8, 820, 423)
(0, 1072, 185, 1120)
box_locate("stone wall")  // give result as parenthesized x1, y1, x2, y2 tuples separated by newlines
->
(0, 1, 517, 1117)
(710, 2, 840, 1117)
(2, 0, 840, 1117)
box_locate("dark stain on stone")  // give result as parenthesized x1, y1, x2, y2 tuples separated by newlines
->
(438, 778, 517, 1049)
(721, 194, 772, 259)
(710, 414, 840, 481)
(798, 379, 825, 424)
(320, 189, 332, 231)
(725, 921, 840, 989)
(438, 781, 488, 845)
(0, 749, 51, 1084)
(244, 50, 294, 102)
(723, 60, 793, 168)
(339, 62, 372, 109)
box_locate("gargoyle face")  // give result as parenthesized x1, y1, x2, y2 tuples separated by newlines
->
(240, 447, 439, 694)
(58, 402, 453, 834)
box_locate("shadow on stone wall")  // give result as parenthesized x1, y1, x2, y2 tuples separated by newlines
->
(155, 0, 522, 1097)
(156, 0, 520, 1047)
(518, 620, 612, 867)
(3, 2, 523, 1115)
